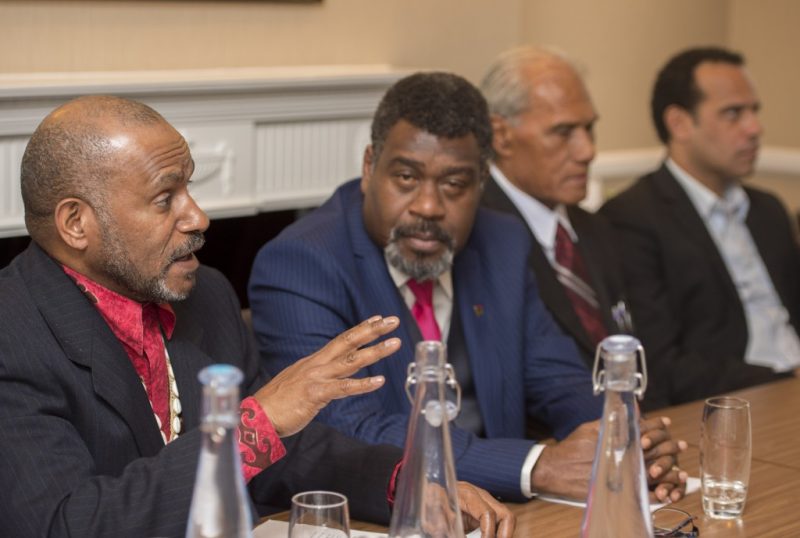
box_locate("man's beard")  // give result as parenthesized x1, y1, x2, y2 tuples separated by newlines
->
(385, 220, 455, 282)
(96, 211, 205, 303)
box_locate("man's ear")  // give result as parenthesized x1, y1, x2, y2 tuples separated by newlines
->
(360, 145, 374, 194)
(53, 198, 95, 251)
(490, 114, 514, 159)
(664, 105, 694, 143)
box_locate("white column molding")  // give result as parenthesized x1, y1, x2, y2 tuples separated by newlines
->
(0, 65, 404, 238)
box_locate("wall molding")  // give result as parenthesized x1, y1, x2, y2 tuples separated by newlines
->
(1, 67, 799, 236)
(0, 65, 404, 238)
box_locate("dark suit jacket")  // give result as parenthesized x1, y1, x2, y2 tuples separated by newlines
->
(0, 243, 400, 538)
(600, 164, 799, 408)
(248, 179, 602, 501)
(481, 175, 627, 368)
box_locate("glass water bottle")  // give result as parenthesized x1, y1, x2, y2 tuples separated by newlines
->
(388, 341, 464, 538)
(186, 364, 252, 538)
(581, 335, 654, 538)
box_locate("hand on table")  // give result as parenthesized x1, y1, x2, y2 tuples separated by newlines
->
(253, 315, 400, 437)
(530, 416, 689, 502)
(456, 482, 515, 538)
(641, 416, 689, 503)
(530, 421, 599, 500)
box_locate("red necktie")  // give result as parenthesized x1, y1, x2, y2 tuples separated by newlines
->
(553, 223, 608, 347)
(406, 279, 442, 341)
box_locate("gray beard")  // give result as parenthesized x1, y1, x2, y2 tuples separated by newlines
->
(95, 208, 204, 303)
(385, 239, 454, 282)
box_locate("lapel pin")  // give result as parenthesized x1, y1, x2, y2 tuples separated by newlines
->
(472, 304, 485, 317)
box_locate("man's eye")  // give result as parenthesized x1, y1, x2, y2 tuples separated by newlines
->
(723, 109, 742, 121)
(155, 194, 172, 207)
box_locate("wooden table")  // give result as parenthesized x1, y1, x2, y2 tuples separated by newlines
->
(266, 378, 800, 536)
(507, 377, 800, 537)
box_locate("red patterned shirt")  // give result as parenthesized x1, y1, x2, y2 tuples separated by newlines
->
(62, 265, 285, 482)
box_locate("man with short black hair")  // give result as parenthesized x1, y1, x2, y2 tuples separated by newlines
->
(250, 72, 686, 504)
(601, 47, 800, 406)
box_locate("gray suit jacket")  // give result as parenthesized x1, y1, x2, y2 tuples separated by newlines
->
(0, 243, 400, 538)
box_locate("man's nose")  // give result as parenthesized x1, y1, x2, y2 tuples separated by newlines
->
(408, 181, 446, 220)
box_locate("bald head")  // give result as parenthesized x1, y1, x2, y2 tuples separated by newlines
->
(481, 46, 588, 122)
(21, 95, 166, 242)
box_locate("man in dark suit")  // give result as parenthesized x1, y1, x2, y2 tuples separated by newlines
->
(250, 72, 686, 504)
(600, 47, 800, 407)
(0, 95, 514, 538)
(479, 46, 629, 370)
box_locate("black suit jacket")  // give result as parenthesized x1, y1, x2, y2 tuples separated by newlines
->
(0, 243, 400, 538)
(481, 175, 627, 368)
(600, 164, 799, 408)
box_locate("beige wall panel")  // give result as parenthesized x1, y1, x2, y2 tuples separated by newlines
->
(0, 0, 392, 71)
(0, 0, 520, 80)
(518, 0, 728, 150)
(728, 0, 800, 148)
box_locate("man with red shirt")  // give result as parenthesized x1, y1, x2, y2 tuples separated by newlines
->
(0, 95, 513, 538)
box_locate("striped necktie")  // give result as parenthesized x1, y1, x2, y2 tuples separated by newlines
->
(553, 223, 608, 347)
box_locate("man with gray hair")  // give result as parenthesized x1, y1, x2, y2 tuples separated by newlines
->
(480, 46, 629, 375)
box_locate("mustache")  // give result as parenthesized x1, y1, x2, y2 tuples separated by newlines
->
(169, 232, 206, 262)
(390, 220, 454, 249)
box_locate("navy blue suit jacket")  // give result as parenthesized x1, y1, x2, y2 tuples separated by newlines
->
(0, 243, 400, 538)
(249, 179, 601, 500)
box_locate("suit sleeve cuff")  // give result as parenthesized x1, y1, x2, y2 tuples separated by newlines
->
(520, 443, 546, 498)
(237, 396, 287, 483)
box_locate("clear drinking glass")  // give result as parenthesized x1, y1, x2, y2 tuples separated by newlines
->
(288, 491, 350, 538)
(700, 396, 752, 519)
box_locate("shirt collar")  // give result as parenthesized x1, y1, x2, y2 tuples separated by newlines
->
(666, 158, 750, 222)
(384, 254, 453, 302)
(61, 265, 176, 354)
(489, 162, 578, 251)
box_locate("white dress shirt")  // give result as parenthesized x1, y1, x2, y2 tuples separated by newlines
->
(490, 163, 578, 264)
(668, 158, 800, 371)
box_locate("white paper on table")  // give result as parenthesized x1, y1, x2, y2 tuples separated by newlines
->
(254, 519, 483, 538)
(537, 476, 701, 511)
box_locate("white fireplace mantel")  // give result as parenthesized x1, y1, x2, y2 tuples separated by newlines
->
(0, 65, 405, 238)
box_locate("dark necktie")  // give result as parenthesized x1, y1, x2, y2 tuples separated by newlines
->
(554, 223, 608, 347)
(406, 279, 442, 341)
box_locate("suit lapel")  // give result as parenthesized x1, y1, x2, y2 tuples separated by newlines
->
(166, 303, 210, 431)
(21, 244, 165, 457)
(345, 187, 418, 406)
(452, 241, 507, 435)
(652, 165, 740, 299)
(568, 208, 618, 335)
(484, 177, 595, 353)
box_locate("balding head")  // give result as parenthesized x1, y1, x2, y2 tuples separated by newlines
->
(21, 95, 166, 242)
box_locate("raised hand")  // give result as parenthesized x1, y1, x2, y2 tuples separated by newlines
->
(254, 315, 400, 437)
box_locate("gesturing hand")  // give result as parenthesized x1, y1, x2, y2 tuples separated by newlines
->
(254, 315, 401, 437)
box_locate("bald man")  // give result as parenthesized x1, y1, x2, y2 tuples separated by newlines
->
(0, 95, 513, 538)
(480, 47, 630, 374)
